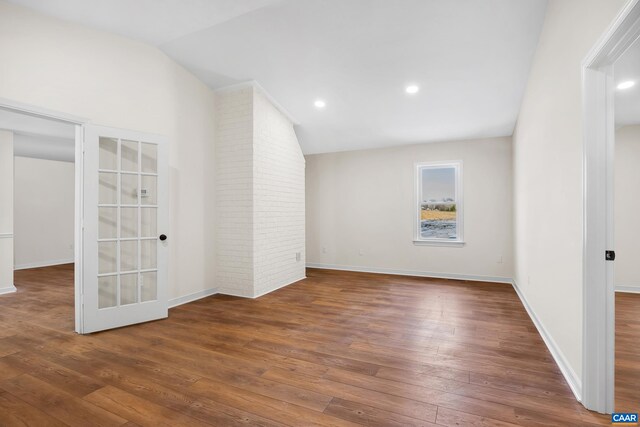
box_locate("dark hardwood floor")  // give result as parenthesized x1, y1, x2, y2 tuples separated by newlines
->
(616, 292, 640, 412)
(0, 264, 630, 426)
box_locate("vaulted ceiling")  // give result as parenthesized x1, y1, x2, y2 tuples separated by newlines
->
(8, 0, 548, 154)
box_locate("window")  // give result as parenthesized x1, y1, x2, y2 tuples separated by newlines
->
(415, 162, 463, 245)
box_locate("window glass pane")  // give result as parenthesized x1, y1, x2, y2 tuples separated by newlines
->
(121, 140, 138, 173)
(120, 240, 138, 272)
(121, 207, 138, 238)
(140, 208, 157, 238)
(121, 174, 138, 205)
(420, 167, 457, 240)
(141, 271, 157, 302)
(98, 242, 117, 274)
(120, 273, 137, 305)
(99, 207, 117, 239)
(98, 275, 117, 309)
(99, 137, 118, 170)
(141, 143, 157, 173)
(141, 240, 156, 270)
(141, 175, 157, 205)
(99, 173, 117, 205)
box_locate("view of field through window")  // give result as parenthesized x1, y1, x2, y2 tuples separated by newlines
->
(421, 166, 457, 239)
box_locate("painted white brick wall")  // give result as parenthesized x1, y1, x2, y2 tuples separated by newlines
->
(215, 85, 305, 298)
(253, 89, 306, 296)
(215, 88, 254, 297)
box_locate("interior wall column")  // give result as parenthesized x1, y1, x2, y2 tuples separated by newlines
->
(0, 130, 16, 294)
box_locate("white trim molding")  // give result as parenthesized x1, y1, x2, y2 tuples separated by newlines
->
(0, 285, 17, 295)
(14, 258, 74, 271)
(615, 285, 640, 294)
(168, 288, 218, 309)
(413, 240, 465, 247)
(253, 276, 307, 299)
(217, 288, 254, 298)
(218, 276, 307, 299)
(306, 263, 512, 284)
(0, 97, 87, 125)
(511, 280, 582, 402)
(582, 0, 640, 414)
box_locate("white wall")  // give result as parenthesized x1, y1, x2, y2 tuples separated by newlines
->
(253, 89, 305, 296)
(13, 156, 74, 270)
(306, 137, 513, 281)
(615, 125, 640, 292)
(0, 1, 217, 300)
(0, 131, 14, 294)
(512, 0, 627, 393)
(215, 85, 305, 297)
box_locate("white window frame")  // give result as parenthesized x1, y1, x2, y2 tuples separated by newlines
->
(414, 161, 464, 247)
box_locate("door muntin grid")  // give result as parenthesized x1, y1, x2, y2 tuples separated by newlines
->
(97, 137, 158, 309)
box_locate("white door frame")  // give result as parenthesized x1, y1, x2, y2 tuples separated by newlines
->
(0, 97, 87, 333)
(582, 0, 640, 414)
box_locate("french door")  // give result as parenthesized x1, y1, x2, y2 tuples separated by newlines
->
(80, 125, 168, 333)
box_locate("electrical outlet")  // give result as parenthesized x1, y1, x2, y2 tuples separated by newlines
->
(497, 255, 503, 264)
(296, 252, 301, 262)
(322, 247, 326, 254)
(358, 249, 363, 256)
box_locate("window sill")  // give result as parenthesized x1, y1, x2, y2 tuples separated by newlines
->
(413, 240, 465, 247)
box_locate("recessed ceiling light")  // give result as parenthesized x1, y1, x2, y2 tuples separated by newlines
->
(617, 80, 636, 90)
(405, 85, 419, 94)
(314, 99, 326, 109)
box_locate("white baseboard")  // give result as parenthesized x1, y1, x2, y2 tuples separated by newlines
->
(217, 287, 254, 298)
(615, 285, 640, 294)
(218, 276, 307, 299)
(253, 276, 306, 298)
(0, 285, 17, 295)
(168, 288, 218, 308)
(511, 279, 582, 402)
(14, 258, 74, 270)
(306, 262, 513, 284)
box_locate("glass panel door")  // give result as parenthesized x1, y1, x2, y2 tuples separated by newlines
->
(97, 137, 159, 308)
(82, 125, 167, 334)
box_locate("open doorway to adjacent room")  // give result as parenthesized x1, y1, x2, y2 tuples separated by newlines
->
(0, 107, 77, 331)
(613, 35, 640, 412)
(582, 0, 640, 413)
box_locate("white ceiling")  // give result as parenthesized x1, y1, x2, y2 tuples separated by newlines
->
(0, 109, 75, 162)
(6, 0, 283, 46)
(8, 0, 548, 154)
(615, 37, 640, 128)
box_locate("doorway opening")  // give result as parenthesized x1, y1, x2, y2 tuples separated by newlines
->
(582, 0, 640, 414)
(0, 104, 82, 333)
(0, 99, 170, 335)
(612, 34, 640, 412)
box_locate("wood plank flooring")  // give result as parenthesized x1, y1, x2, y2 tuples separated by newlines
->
(616, 292, 640, 412)
(0, 264, 632, 426)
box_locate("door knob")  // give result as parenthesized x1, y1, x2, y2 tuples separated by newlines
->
(159, 234, 167, 241)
